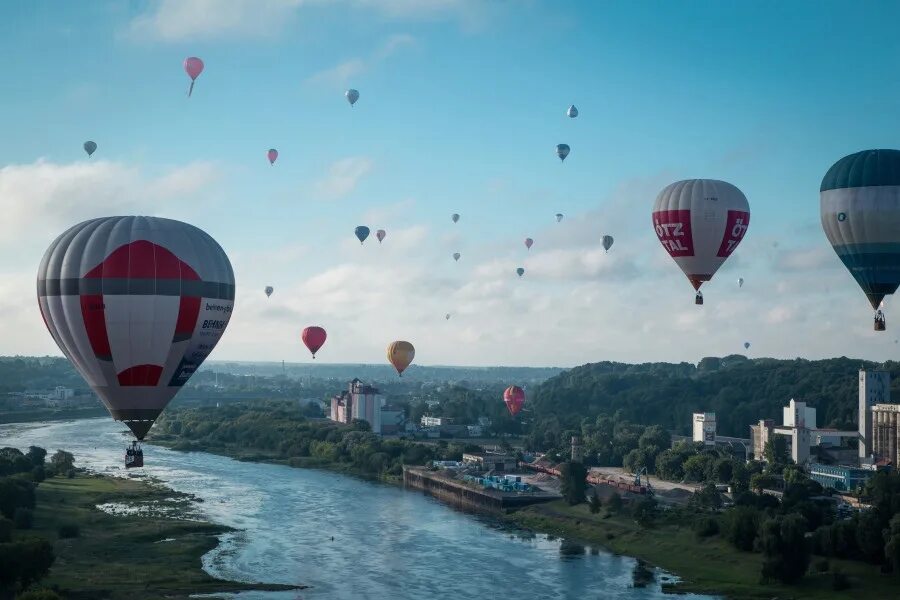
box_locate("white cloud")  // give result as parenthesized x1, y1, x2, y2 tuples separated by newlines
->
(313, 156, 373, 199)
(306, 34, 416, 88)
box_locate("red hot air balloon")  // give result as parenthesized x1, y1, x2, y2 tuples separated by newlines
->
(302, 326, 327, 358)
(37, 217, 235, 452)
(183, 57, 204, 97)
(267, 149, 278, 165)
(503, 385, 525, 416)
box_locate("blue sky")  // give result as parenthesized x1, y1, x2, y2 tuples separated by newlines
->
(2, 0, 900, 367)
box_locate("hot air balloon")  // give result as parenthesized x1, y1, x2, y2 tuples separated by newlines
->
(355, 226, 370, 244)
(267, 149, 278, 165)
(738, 277, 744, 288)
(445, 313, 451, 320)
(265, 286, 274, 298)
(556, 213, 564, 223)
(376, 229, 386, 243)
(525, 238, 534, 250)
(652, 179, 750, 305)
(452, 213, 460, 224)
(37, 216, 235, 464)
(346, 89, 359, 106)
(83, 141, 97, 157)
(602, 235, 614, 253)
(302, 326, 327, 359)
(820, 149, 900, 331)
(556, 144, 570, 162)
(453, 252, 460, 262)
(744, 342, 751, 350)
(503, 385, 525, 416)
(567, 105, 578, 118)
(184, 57, 204, 97)
(387, 341, 415, 376)
(516, 267, 525, 277)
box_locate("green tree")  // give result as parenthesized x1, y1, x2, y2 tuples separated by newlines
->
(0, 539, 55, 594)
(49, 451, 74, 474)
(683, 454, 713, 482)
(692, 483, 723, 510)
(632, 496, 657, 528)
(856, 509, 886, 564)
(589, 489, 601, 514)
(750, 473, 776, 494)
(559, 461, 587, 506)
(16, 589, 61, 600)
(884, 514, 900, 575)
(758, 514, 811, 585)
(607, 492, 623, 513)
(763, 438, 789, 472)
(725, 506, 760, 551)
(654, 449, 684, 481)
(25, 447, 46, 468)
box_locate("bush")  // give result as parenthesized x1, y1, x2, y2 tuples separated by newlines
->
(16, 589, 61, 600)
(814, 559, 829, 573)
(14, 507, 33, 529)
(57, 523, 80, 539)
(65, 469, 75, 479)
(693, 517, 719, 538)
(31, 466, 45, 483)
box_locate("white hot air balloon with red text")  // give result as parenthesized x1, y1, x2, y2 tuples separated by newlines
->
(652, 179, 750, 305)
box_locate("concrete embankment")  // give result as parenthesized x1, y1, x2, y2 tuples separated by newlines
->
(403, 466, 560, 514)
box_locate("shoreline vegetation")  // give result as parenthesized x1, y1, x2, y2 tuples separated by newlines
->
(2, 448, 302, 600)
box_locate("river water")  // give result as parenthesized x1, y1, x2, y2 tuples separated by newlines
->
(0, 418, 717, 600)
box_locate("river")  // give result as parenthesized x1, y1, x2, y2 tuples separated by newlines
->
(0, 418, 718, 600)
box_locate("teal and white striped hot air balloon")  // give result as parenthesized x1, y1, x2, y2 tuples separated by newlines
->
(821, 149, 900, 330)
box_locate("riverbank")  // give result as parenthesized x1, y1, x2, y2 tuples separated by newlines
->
(0, 406, 107, 425)
(18, 473, 302, 599)
(506, 500, 897, 600)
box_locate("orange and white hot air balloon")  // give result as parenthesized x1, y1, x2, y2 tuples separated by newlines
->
(652, 179, 750, 305)
(387, 341, 415, 376)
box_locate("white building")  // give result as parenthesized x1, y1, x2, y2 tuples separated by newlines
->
(421, 416, 453, 427)
(783, 399, 816, 429)
(693, 412, 717, 445)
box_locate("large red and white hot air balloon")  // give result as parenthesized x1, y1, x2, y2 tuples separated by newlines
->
(503, 385, 525, 417)
(652, 179, 750, 304)
(37, 217, 235, 444)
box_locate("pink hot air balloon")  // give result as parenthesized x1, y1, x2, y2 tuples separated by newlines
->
(524, 237, 534, 250)
(376, 229, 386, 243)
(184, 57, 204, 97)
(267, 149, 278, 165)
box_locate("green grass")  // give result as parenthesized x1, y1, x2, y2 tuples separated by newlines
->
(14, 473, 300, 600)
(507, 501, 899, 600)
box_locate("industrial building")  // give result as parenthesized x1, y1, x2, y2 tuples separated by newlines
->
(750, 399, 857, 464)
(329, 379, 394, 434)
(693, 412, 716, 445)
(859, 370, 890, 460)
(808, 463, 875, 492)
(872, 403, 900, 467)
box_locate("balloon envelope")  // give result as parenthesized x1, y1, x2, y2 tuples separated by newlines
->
(376, 229, 386, 243)
(453, 252, 460, 261)
(184, 57, 204, 80)
(452, 213, 460, 223)
(556, 144, 570, 161)
(503, 385, 525, 416)
(37, 216, 235, 440)
(345, 89, 359, 105)
(525, 238, 533, 250)
(445, 313, 451, 320)
(302, 326, 327, 358)
(744, 342, 751, 350)
(602, 235, 614, 252)
(652, 179, 750, 294)
(355, 226, 370, 244)
(821, 149, 900, 310)
(567, 105, 578, 118)
(265, 286, 274, 297)
(267, 149, 278, 165)
(738, 277, 744, 288)
(387, 341, 415, 375)
(516, 267, 525, 277)
(83, 141, 97, 157)
(556, 213, 564, 223)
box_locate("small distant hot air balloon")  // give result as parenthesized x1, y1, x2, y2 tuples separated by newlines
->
(355, 226, 370, 244)
(525, 238, 534, 250)
(267, 149, 278, 165)
(387, 341, 415, 376)
(516, 267, 525, 277)
(346, 89, 359, 106)
(556, 144, 570, 162)
(453, 252, 460, 262)
(567, 105, 578, 118)
(556, 213, 564, 223)
(503, 386, 525, 417)
(602, 235, 614, 253)
(744, 342, 751, 350)
(184, 57, 204, 97)
(83, 141, 97, 157)
(452, 213, 460, 224)
(265, 286, 274, 298)
(445, 313, 451, 320)
(738, 277, 744, 288)
(376, 229, 386, 243)
(652, 179, 750, 305)
(302, 326, 327, 359)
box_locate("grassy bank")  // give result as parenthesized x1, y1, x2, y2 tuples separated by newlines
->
(0, 407, 107, 425)
(15, 473, 301, 599)
(507, 501, 897, 600)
